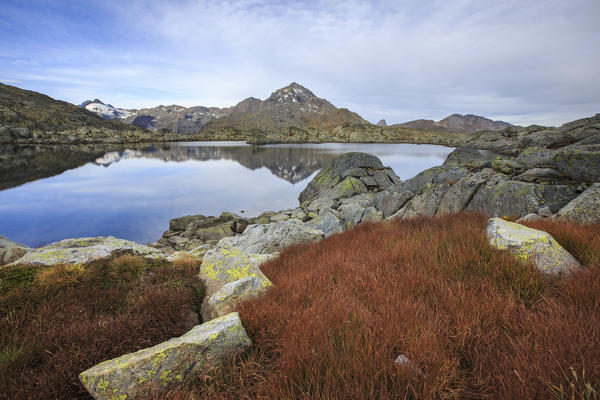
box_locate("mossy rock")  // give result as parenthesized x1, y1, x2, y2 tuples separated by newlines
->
(486, 218, 582, 276)
(79, 313, 252, 400)
(556, 183, 600, 224)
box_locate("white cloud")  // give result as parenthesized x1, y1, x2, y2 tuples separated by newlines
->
(3, 0, 599, 126)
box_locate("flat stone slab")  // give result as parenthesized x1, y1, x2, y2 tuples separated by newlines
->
(79, 312, 252, 400)
(8, 236, 164, 266)
(486, 218, 582, 276)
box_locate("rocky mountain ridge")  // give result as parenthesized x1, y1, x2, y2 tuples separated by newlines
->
(396, 113, 517, 133)
(80, 82, 367, 136)
(81, 84, 515, 138)
(0, 83, 170, 144)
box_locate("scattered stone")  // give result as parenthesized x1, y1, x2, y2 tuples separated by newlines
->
(486, 218, 582, 276)
(7, 237, 163, 266)
(79, 313, 252, 400)
(555, 183, 600, 224)
(160, 212, 249, 252)
(394, 354, 423, 376)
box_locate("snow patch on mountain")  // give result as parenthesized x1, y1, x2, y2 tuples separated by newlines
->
(80, 99, 131, 120)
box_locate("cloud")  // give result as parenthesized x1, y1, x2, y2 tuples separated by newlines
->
(0, 0, 598, 125)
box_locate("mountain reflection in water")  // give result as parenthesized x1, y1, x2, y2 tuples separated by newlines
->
(0, 142, 453, 246)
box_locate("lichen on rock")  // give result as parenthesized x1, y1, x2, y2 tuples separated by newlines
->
(79, 312, 252, 400)
(486, 217, 582, 276)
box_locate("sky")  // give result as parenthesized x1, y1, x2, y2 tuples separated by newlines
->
(0, 0, 599, 126)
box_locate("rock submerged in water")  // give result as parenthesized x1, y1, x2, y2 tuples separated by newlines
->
(6, 236, 163, 266)
(486, 218, 582, 276)
(79, 312, 252, 400)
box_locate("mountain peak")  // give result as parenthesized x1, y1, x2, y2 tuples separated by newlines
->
(267, 82, 317, 104)
(80, 99, 104, 107)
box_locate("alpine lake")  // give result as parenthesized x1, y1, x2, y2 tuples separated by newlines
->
(0, 142, 454, 247)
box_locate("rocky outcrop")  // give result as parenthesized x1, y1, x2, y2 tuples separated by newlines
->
(486, 218, 582, 276)
(7, 236, 163, 266)
(154, 212, 249, 252)
(555, 183, 600, 224)
(299, 152, 400, 208)
(79, 312, 252, 400)
(459, 113, 600, 156)
(0, 83, 170, 145)
(372, 145, 594, 221)
(0, 234, 30, 265)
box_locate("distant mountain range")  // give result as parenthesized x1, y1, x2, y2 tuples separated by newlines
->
(1, 80, 518, 146)
(80, 82, 515, 136)
(80, 83, 366, 135)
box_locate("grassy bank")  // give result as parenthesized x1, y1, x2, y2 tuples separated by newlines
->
(0, 255, 204, 399)
(167, 213, 599, 399)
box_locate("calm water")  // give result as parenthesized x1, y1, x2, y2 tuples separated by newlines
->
(0, 142, 453, 247)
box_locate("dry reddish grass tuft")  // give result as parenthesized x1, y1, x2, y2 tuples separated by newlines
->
(166, 213, 600, 400)
(0, 255, 204, 400)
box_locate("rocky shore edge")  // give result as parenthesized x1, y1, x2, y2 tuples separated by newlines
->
(1, 146, 598, 399)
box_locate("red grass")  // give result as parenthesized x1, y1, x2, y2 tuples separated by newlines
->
(0, 255, 204, 400)
(165, 213, 600, 399)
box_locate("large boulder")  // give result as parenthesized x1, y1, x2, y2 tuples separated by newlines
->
(0, 234, 30, 265)
(79, 313, 252, 400)
(555, 183, 600, 224)
(486, 218, 582, 276)
(203, 277, 267, 321)
(199, 245, 275, 321)
(7, 236, 163, 266)
(216, 220, 323, 255)
(299, 152, 399, 207)
(199, 245, 273, 295)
